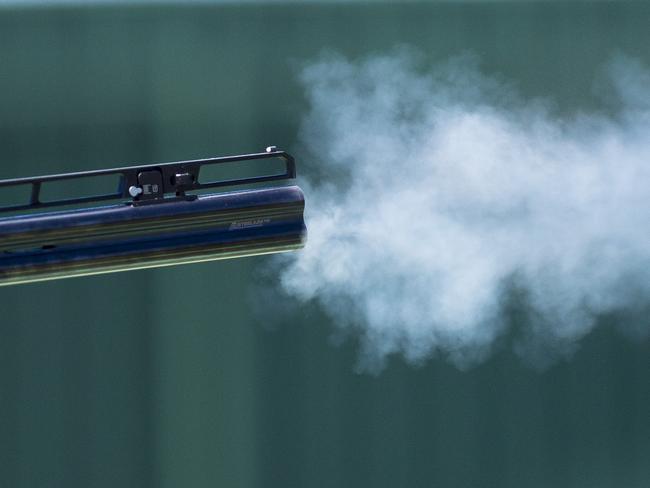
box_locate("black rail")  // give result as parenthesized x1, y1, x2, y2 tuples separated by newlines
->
(0, 147, 295, 214)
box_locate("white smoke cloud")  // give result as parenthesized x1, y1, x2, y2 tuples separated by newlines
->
(279, 50, 650, 371)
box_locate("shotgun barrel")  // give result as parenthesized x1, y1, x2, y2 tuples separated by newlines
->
(0, 147, 306, 286)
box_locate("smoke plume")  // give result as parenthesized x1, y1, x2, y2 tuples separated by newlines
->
(279, 50, 650, 371)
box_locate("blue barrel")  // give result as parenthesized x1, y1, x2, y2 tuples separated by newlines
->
(0, 185, 306, 286)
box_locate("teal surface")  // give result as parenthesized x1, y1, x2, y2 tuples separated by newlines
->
(0, 2, 649, 487)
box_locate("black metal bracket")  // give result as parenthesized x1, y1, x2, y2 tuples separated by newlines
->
(0, 147, 295, 214)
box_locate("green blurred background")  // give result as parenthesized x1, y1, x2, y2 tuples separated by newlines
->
(1, 2, 649, 487)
